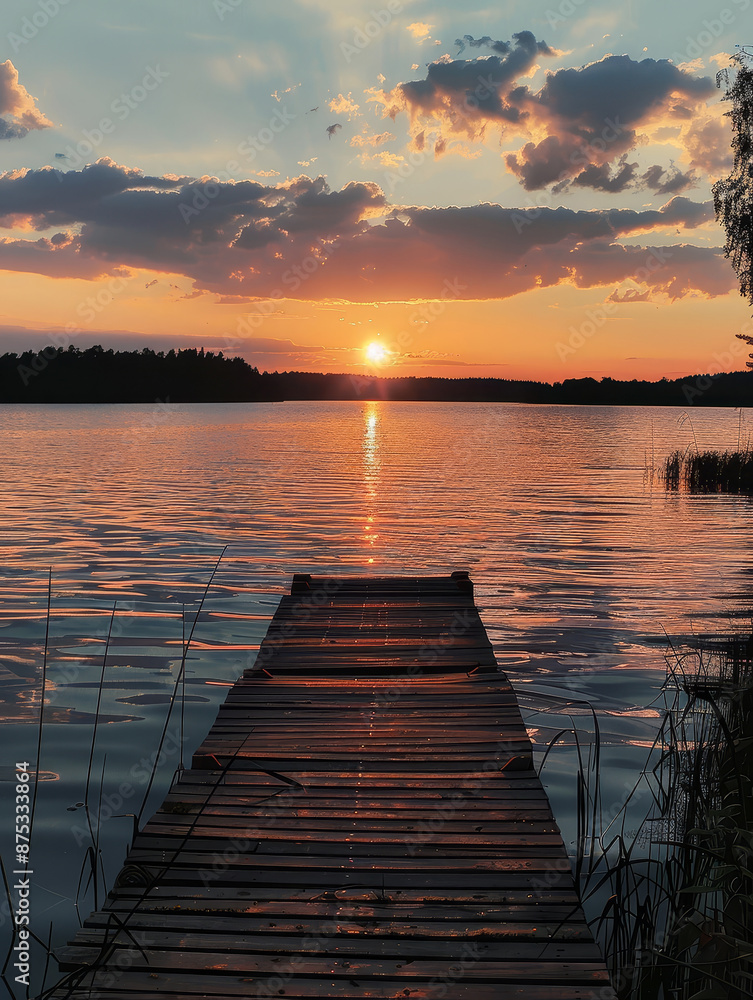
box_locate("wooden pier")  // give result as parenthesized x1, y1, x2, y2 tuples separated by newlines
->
(49, 573, 615, 999)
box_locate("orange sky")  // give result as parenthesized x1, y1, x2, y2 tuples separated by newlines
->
(0, 5, 749, 382)
(0, 262, 748, 383)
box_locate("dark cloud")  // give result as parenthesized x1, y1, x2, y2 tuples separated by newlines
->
(0, 118, 29, 140)
(641, 164, 696, 195)
(0, 159, 190, 228)
(455, 35, 512, 56)
(375, 45, 715, 191)
(655, 195, 712, 228)
(521, 55, 712, 129)
(273, 177, 385, 233)
(379, 31, 555, 133)
(232, 224, 282, 250)
(228, 337, 322, 355)
(573, 158, 639, 193)
(505, 56, 714, 190)
(0, 160, 727, 302)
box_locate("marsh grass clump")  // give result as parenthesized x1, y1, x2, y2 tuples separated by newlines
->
(566, 633, 753, 1000)
(0, 553, 228, 999)
(663, 449, 753, 493)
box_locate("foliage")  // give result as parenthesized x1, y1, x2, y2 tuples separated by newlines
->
(663, 448, 753, 493)
(0, 345, 270, 403)
(552, 633, 753, 999)
(3, 346, 753, 403)
(713, 52, 753, 366)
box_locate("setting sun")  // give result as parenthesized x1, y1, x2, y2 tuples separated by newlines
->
(365, 342, 390, 365)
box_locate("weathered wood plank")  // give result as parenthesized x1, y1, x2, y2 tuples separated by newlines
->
(47, 573, 615, 1000)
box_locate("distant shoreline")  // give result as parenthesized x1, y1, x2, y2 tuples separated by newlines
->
(1, 346, 751, 406)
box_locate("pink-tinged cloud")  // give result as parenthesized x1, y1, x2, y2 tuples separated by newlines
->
(372, 39, 716, 192)
(350, 131, 395, 148)
(0, 60, 52, 140)
(0, 159, 731, 302)
(683, 114, 733, 178)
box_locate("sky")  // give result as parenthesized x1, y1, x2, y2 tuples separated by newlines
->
(0, 0, 750, 382)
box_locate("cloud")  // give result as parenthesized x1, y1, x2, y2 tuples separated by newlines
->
(229, 336, 320, 354)
(0, 322, 319, 360)
(0, 160, 729, 303)
(371, 30, 555, 137)
(408, 23, 433, 42)
(361, 150, 404, 168)
(329, 93, 359, 117)
(572, 157, 639, 193)
(568, 158, 696, 196)
(0, 60, 52, 140)
(271, 83, 301, 102)
(454, 35, 515, 56)
(372, 42, 716, 191)
(607, 285, 653, 303)
(683, 113, 733, 178)
(506, 55, 714, 190)
(0, 119, 29, 141)
(641, 164, 696, 195)
(350, 131, 394, 148)
(0, 158, 191, 230)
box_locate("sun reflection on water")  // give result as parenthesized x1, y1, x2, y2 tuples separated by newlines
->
(362, 402, 381, 563)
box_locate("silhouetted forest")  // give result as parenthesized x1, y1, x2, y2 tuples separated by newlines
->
(1, 344, 752, 405)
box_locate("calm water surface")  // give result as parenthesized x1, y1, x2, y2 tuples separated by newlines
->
(0, 400, 751, 990)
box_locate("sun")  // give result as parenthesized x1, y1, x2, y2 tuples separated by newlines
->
(365, 341, 390, 365)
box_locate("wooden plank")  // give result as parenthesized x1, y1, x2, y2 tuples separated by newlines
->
(108, 885, 583, 905)
(46, 978, 613, 999)
(47, 573, 615, 999)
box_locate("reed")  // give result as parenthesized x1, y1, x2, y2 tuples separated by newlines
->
(663, 448, 753, 493)
(560, 631, 753, 999)
(3, 552, 227, 999)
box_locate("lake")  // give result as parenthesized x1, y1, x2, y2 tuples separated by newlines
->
(0, 400, 751, 994)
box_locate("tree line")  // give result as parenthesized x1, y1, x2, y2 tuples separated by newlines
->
(0, 344, 751, 405)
